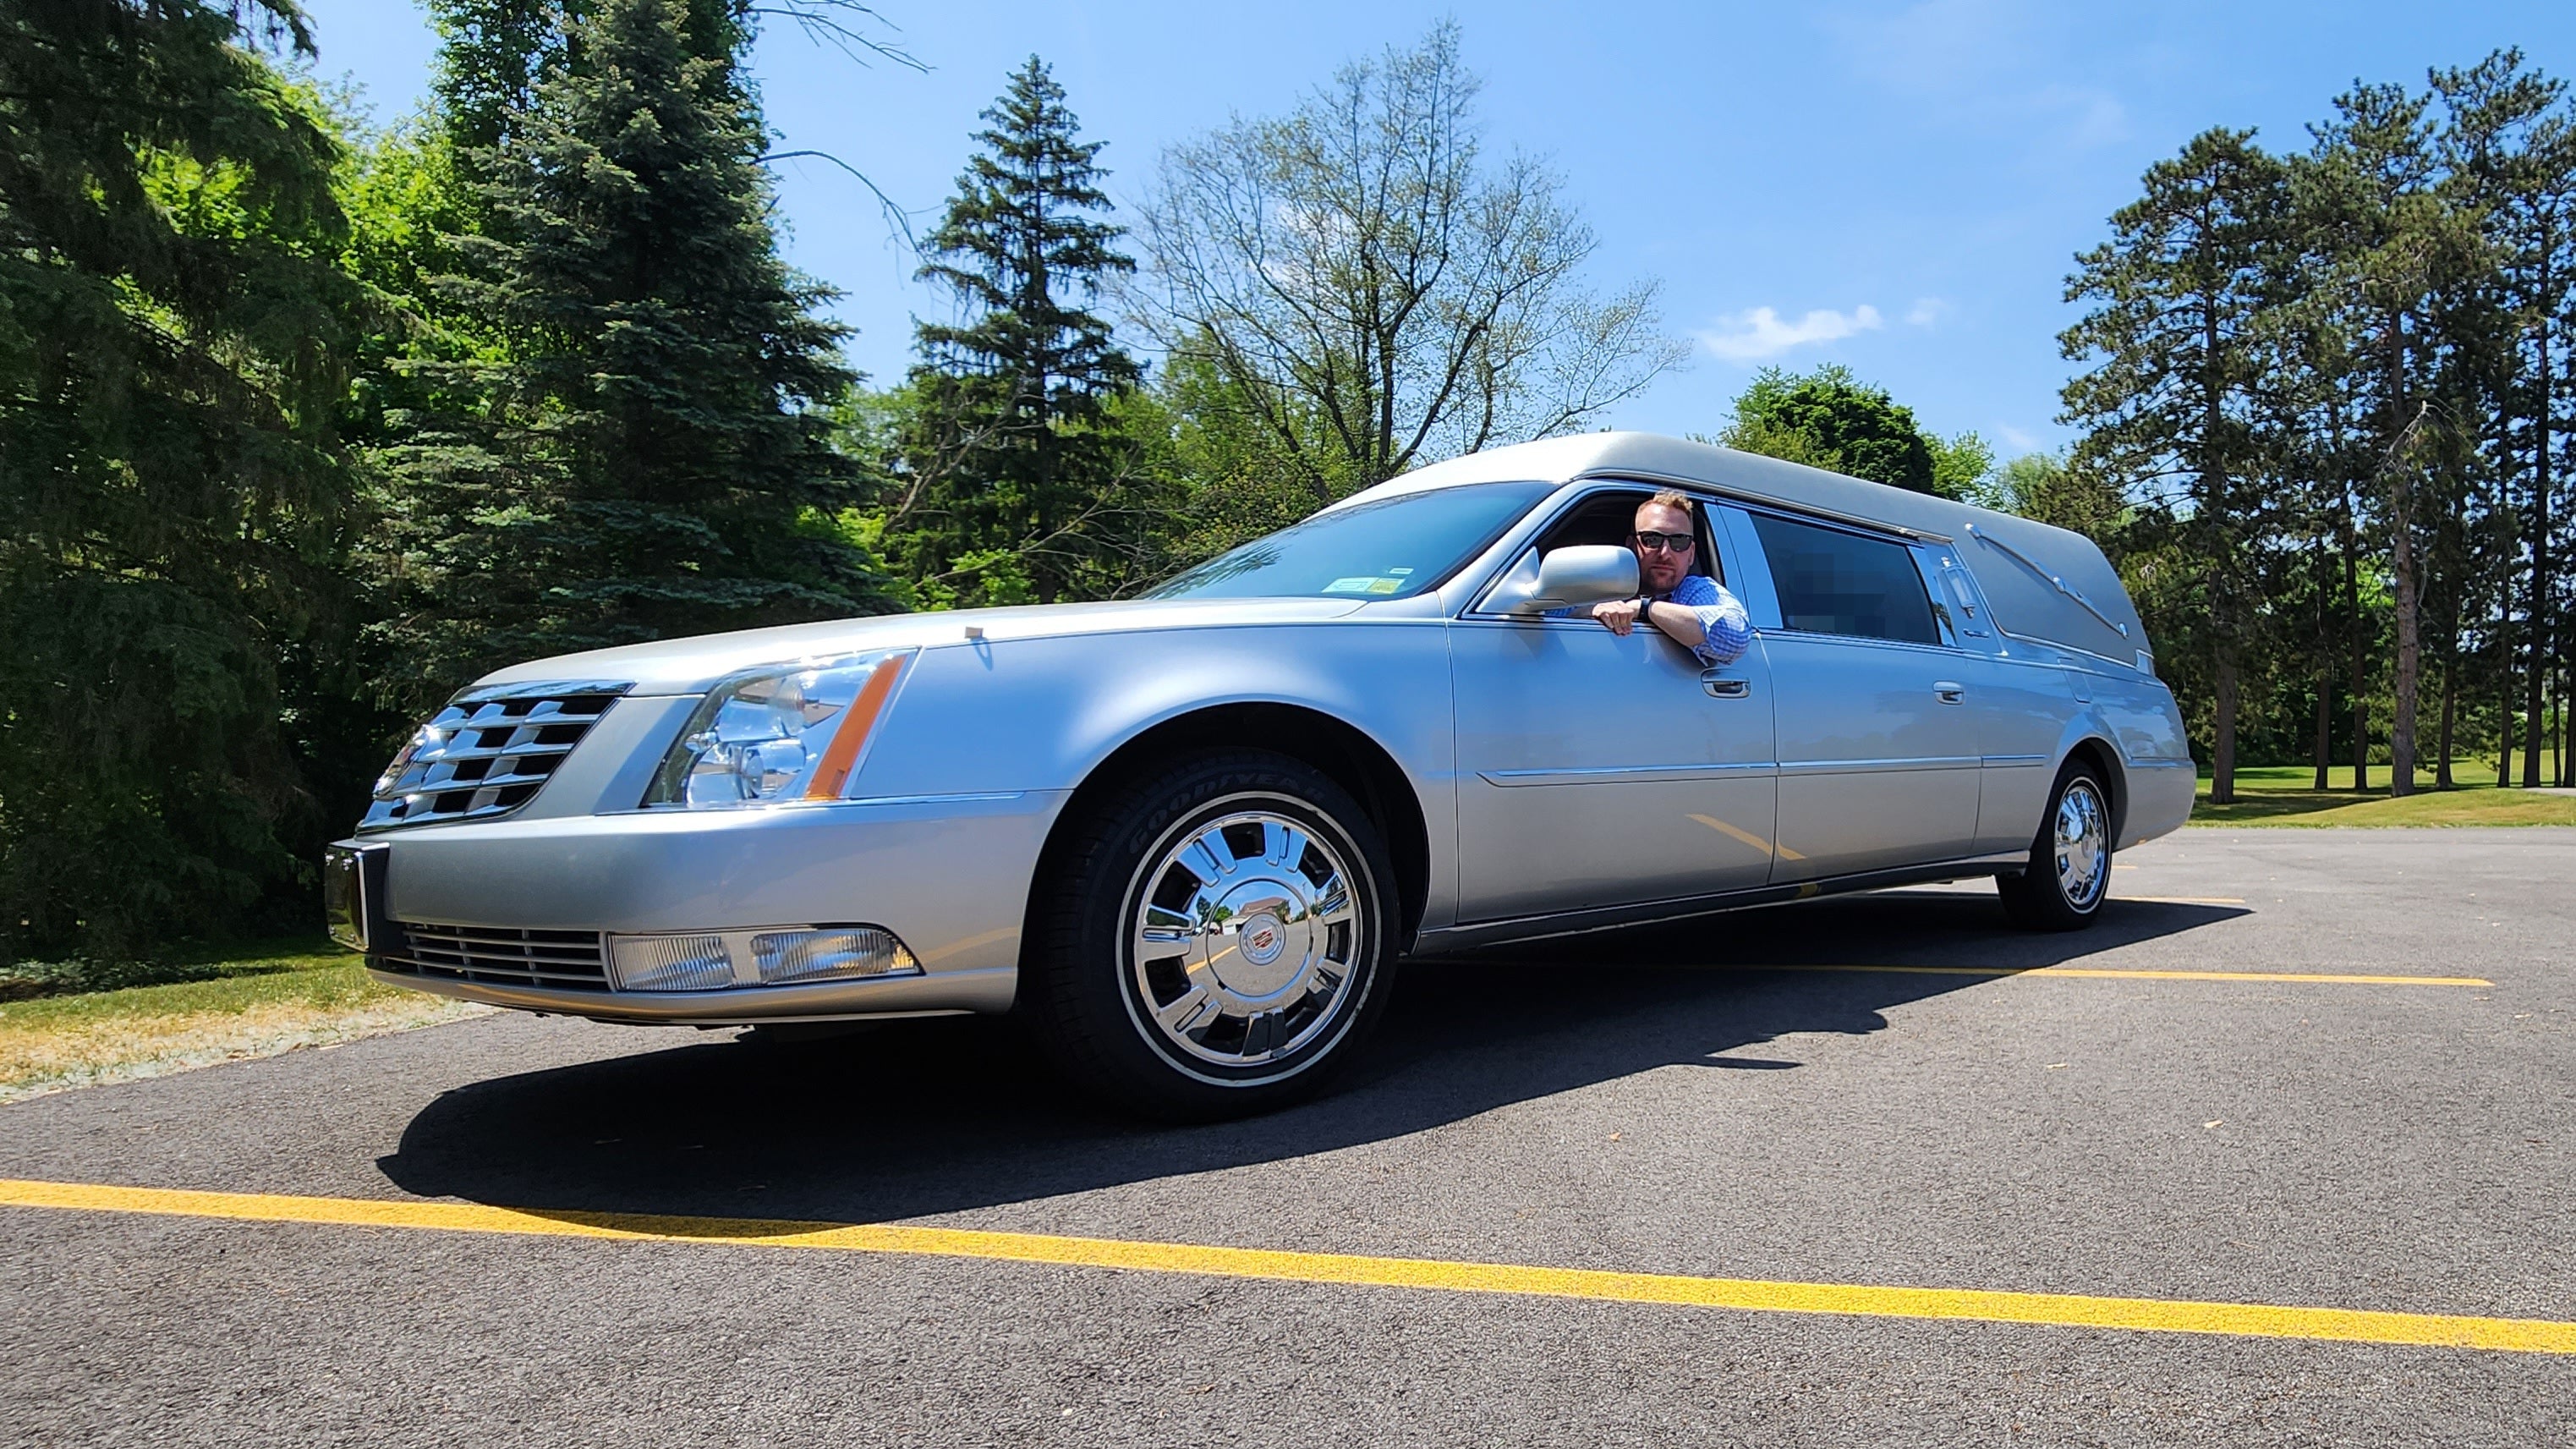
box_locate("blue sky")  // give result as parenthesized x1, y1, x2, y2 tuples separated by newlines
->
(300, 0, 2575, 457)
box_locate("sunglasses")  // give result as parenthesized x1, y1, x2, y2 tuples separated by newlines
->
(1631, 530, 1696, 553)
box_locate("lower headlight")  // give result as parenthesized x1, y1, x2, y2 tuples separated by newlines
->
(606, 933, 734, 992)
(644, 650, 913, 810)
(752, 928, 918, 985)
(605, 926, 921, 992)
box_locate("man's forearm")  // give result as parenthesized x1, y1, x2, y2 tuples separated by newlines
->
(1642, 600, 1707, 648)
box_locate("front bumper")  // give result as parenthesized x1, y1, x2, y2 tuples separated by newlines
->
(367, 960, 1010, 1025)
(329, 788, 1066, 1025)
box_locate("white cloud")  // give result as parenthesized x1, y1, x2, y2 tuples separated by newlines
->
(1696, 305, 1883, 363)
(1996, 425, 2041, 452)
(1905, 298, 1948, 327)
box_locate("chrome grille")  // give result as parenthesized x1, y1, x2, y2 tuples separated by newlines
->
(359, 680, 630, 831)
(387, 923, 609, 989)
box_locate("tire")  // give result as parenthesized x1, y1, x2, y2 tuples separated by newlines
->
(1018, 748, 1401, 1121)
(1997, 761, 2114, 931)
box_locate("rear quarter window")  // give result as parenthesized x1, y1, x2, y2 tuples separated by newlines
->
(1748, 512, 1939, 646)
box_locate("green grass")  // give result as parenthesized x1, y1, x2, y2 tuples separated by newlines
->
(0, 938, 480, 1103)
(2190, 760, 2576, 827)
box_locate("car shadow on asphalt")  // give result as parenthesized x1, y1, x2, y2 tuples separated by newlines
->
(376, 892, 2243, 1228)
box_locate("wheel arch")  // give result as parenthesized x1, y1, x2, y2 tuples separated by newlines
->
(2062, 734, 2127, 846)
(1028, 702, 1434, 952)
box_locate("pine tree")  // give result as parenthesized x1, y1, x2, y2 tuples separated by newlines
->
(2062, 129, 2295, 804)
(2433, 52, 2576, 788)
(428, 0, 747, 172)
(429, 0, 563, 163)
(2303, 83, 2465, 796)
(0, 0, 359, 959)
(889, 57, 1150, 606)
(369, 0, 888, 698)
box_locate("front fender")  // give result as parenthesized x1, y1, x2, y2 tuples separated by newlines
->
(853, 623, 1451, 799)
(849, 622, 1461, 921)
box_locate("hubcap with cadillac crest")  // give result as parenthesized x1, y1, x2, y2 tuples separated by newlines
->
(1125, 804, 1365, 1068)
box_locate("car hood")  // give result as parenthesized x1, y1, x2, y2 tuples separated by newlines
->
(470, 596, 1371, 695)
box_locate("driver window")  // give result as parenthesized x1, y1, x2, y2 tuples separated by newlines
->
(1529, 490, 1726, 585)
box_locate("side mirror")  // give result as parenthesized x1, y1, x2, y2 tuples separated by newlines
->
(1492, 544, 1640, 615)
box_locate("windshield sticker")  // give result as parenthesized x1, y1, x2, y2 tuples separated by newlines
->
(1324, 575, 1406, 596)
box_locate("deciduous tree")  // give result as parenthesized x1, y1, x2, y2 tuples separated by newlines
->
(1134, 21, 1683, 498)
(1717, 363, 1969, 497)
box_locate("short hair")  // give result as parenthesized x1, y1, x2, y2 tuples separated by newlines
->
(1638, 489, 1694, 519)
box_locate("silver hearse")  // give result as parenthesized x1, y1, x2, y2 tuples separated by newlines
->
(326, 432, 2192, 1117)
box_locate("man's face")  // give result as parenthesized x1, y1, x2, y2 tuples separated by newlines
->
(1631, 502, 1695, 593)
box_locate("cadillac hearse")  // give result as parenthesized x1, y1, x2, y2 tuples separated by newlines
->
(326, 433, 2192, 1117)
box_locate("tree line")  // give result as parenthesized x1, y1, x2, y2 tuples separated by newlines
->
(0, 6, 1679, 963)
(11, 2, 2562, 968)
(2058, 51, 2576, 803)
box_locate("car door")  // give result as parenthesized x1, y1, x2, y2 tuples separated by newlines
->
(1916, 546, 2069, 854)
(1448, 490, 1779, 923)
(1721, 505, 1981, 878)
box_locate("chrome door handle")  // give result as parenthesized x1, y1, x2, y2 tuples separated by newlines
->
(1701, 672, 1751, 699)
(1933, 681, 1966, 705)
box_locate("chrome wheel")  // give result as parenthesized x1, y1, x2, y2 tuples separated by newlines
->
(1123, 804, 1364, 1069)
(2054, 779, 2109, 910)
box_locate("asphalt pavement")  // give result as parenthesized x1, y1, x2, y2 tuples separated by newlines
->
(4, 828, 2572, 1447)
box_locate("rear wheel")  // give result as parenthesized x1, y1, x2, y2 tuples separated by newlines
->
(1998, 762, 2113, 931)
(1019, 749, 1399, 1120)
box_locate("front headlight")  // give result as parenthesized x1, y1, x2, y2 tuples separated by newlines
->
(644, 650, 913, 810)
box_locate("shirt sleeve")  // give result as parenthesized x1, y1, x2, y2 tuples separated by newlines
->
(1670, 574, 1752, 667)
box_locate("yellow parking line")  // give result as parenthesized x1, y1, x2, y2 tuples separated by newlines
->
(1751, 964, 2491, 987)
(3, 1177, 2568, 1355)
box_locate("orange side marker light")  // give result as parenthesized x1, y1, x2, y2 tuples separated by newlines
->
(804, 654, 909, 800)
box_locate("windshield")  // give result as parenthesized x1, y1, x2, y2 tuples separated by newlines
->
(1143, 481, 1554, 601)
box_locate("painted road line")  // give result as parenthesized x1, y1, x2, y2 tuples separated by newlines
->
(3, 1177, 2570, 1356)
(1746, 964, 2491, 987)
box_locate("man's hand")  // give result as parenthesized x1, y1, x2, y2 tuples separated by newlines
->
(1591, 597, 1643, 636)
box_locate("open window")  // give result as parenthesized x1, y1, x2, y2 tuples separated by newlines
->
(1472, 484, 1735, 617)
(1522, 487, 1725, 585)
